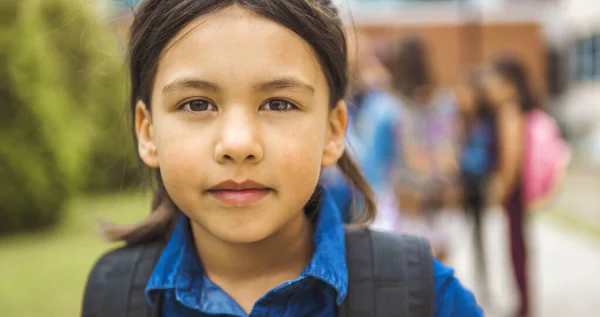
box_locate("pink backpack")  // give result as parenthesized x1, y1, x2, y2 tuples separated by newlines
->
(522, 109, 571, 209)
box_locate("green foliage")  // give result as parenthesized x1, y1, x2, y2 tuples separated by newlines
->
(0, 0, 138, 233)
(0, 192, 150, 317)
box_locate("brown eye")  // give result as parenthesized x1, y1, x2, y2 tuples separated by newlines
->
(261, 99, 297, 112)
(180, 99, 216, 112)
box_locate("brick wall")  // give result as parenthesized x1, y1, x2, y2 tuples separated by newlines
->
(358, 22, 547, 98)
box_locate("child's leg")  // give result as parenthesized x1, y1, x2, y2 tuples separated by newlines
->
(471, 185, 489, 304)
(505, 186, 529, 317)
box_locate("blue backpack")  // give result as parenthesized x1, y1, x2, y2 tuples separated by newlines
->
(461, 119, 495, 178)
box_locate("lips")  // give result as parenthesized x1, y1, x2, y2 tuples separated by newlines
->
(207, 180, 272, 206)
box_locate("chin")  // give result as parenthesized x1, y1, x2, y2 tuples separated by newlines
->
(188, 210, 282, 244)
(185, 200, 301, 245)
(210, 222, 278, 244)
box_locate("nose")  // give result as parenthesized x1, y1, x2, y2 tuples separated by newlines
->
(214, 110, 264, 165)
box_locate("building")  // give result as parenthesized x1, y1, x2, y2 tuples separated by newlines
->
(346, 0, 552, 93)
(552, 0, 600, 164)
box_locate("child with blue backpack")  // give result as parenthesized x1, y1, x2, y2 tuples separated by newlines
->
(457, 69, 497, 304)
(82, 1, 483, 316)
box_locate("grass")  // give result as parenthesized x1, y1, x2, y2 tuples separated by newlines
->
(0, 191, 151, 317)
(542, 209, 600, 245)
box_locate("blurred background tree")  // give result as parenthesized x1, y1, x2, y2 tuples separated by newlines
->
(0, 0, 137, 234)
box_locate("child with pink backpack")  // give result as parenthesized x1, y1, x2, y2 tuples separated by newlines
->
(483, 55, 570, 317)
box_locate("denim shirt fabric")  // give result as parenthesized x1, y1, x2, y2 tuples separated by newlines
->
(146, 189, 483, 317)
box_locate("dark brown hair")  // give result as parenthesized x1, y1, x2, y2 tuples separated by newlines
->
(465, 68, 494, 122)
(103, 0, 376, 245)
(492, 55, 537, 113)
(387, 35, 434, 101)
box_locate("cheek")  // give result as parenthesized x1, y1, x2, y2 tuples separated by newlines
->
(273, 139, 322, 214)
(153, 118, 209, 186)
(269, 116, 328, 191)
(280, 141, 320, 178)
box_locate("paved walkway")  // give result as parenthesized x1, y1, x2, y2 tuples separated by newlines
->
(552, 166, 600, 224)
(447, 208, 600, 317)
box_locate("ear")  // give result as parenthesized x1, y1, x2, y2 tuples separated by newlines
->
(321, 100, 348, 168)
(135, 100, 160, 168)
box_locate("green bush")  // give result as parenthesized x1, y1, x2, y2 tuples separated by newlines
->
(0, 0, 137, 233)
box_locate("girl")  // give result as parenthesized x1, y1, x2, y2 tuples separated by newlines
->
(483, 56, 537, 317)
(318, 31, 384, 223)
(457, 69, 497, 305)
(347, 32, 402, 231)
(83, 1, 482, 316)
(387, 36, 463, 262)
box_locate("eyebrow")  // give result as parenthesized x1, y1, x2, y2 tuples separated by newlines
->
(162, 78, 221, 95)
(253, 77, 315, 94)
(161, 76, 315, 95)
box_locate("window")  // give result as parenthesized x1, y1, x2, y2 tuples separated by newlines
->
(594, 35, 600, 80)
(573, 35, 600, 81)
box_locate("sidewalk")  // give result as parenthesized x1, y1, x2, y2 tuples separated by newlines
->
(551, 166, 600, 225)
(448, 208, 600, 317)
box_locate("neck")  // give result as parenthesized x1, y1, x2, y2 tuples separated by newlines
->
(191, 211, 314, 284)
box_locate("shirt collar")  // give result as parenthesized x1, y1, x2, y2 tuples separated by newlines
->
(145, 188, 348, 306)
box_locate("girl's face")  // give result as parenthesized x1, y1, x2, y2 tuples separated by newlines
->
(455, 84, 476, 116)
(483, 70, 516, 107)
(136, 6, 347, 243)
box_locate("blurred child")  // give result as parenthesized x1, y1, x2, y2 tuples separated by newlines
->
(348, 32, 404, 232)
(483, 55, 536, 317)
(387, 36, 463, 262)
(456, 69, 497, 304)
(319, 31, 392, 223)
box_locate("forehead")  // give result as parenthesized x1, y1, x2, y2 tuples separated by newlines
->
(154, 5, 327, 94)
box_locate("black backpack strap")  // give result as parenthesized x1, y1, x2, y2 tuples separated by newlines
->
(82, 241, 166, 317)
(339, 228, 435, 317)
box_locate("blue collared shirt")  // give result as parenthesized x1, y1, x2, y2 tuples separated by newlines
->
(146, 190, 483, 317)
